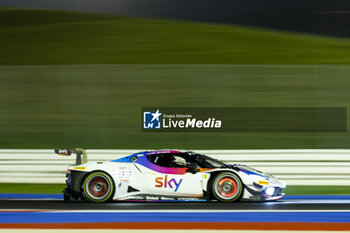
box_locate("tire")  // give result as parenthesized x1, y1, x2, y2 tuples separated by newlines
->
(64, 193, 70, 201)
(210, 172, 243, 202)
(82, 171, 115, 203)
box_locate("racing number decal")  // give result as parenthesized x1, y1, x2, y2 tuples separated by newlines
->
(117, 170, 133, 180)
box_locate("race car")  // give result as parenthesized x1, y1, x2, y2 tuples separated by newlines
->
(55, 148, 286, 203)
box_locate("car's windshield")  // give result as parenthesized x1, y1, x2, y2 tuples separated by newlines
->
(195, 154, 228, 168)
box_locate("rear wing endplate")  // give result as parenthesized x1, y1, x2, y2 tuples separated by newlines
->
(54, 148, 88, 165)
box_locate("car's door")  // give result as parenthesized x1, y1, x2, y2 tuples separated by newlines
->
(142, 153, 204, 198)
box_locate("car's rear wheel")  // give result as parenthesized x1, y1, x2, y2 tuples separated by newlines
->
(210, 172, 243, 202)
(82, 171, 115, 203)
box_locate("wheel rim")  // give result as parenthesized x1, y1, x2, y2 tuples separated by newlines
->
(85, 175, 111, 200)
(218, 177, 237, 197)
(214, 175, 241, 200)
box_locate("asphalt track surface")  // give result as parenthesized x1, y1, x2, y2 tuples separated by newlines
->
(3, 198, 350, 230)
(2, 199, 350, 211)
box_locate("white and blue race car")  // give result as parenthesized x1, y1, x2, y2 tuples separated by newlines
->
(55, 149, 286, 203)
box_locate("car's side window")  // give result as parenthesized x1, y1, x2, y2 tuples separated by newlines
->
(155, 154, 173, 167)
(147, 154, 172, 167)
(171, 155, 187, 168)
(147, 153, 189, 168)
(147, 154, 158, 164)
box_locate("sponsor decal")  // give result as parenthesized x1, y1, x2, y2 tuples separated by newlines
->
(155, 175, 183, 192)
(258, 180, 269, 185)
(55, 149, 71, 156)
(146, 196, 160, 200)
(177, 197, 201, 200)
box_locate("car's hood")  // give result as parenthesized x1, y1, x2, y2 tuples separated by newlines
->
(228, 164, 274, 179)
(228, 164, 286, 188)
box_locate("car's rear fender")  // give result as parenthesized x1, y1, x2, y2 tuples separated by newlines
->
(69, 170, 88, 193)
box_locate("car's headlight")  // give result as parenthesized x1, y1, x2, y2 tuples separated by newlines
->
(265, 187, 275, 196)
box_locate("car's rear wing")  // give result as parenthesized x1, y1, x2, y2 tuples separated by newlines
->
(54, 148, 88, 165)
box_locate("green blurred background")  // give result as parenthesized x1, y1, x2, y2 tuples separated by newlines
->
(1, 7, 350, 194)
(1, 8, 350, 149)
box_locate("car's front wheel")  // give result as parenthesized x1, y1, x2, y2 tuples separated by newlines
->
(82, 171, 115, 203)
(210, 172, 243, 202)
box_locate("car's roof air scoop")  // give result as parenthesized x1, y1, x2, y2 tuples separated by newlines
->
(54, 148, 88, 165)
